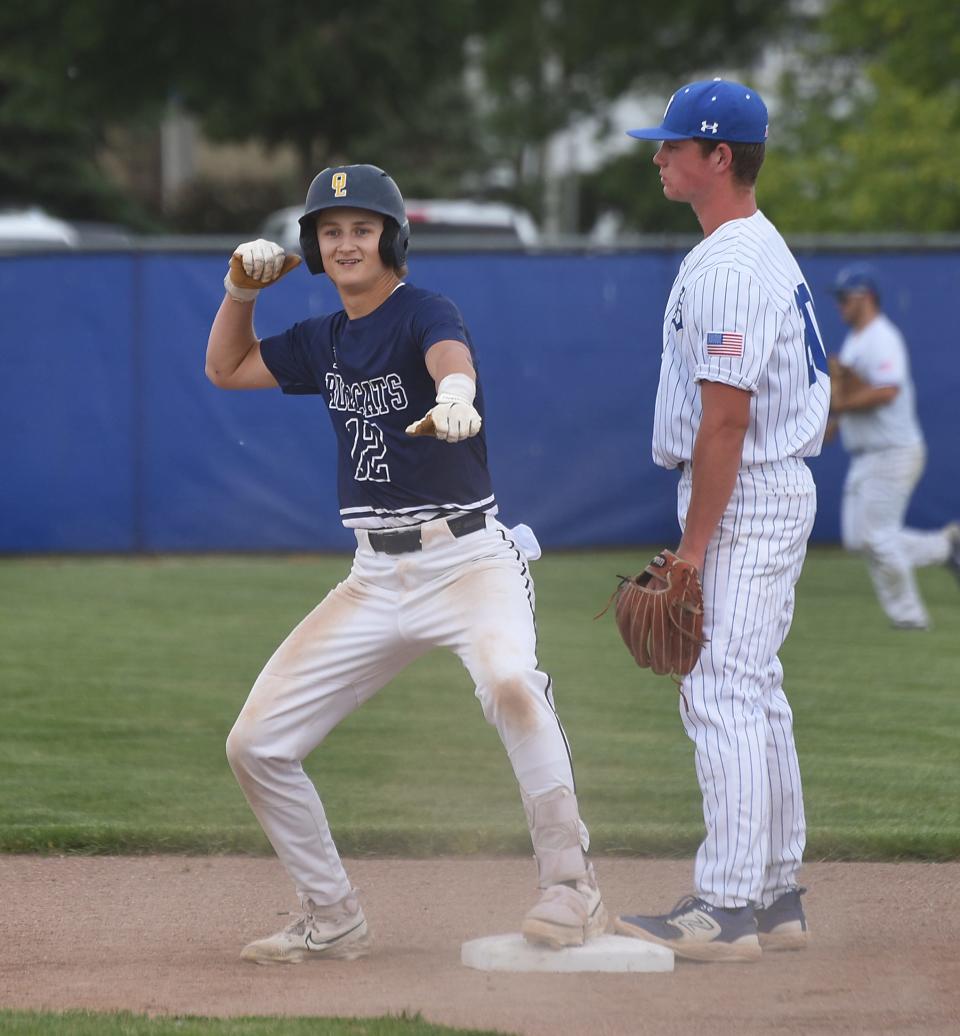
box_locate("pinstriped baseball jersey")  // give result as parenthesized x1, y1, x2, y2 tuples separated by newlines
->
(653, 211, 831, 468)
(651, 210, 828, 911)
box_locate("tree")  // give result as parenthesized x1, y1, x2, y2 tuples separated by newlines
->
(581, 1, 960, 236)
(0, 1, 484, 224)
(0, 3, 166, 224)
(822, 0, 960, 96)
(756, 1, 960, 233)
(0, 0, 793, 230)
(470, 0, 793, 231)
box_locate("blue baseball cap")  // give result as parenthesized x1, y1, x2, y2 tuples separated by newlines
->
(832, 264, 880, 297)
(627, 78, 769, 144)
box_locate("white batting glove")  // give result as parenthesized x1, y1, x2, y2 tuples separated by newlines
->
(405, 372, 482, 443)
(224, 239, 293, 302)
(430, 399, 483, 442)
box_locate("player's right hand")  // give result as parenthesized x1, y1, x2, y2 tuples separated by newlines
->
(224, 239, 301, 301)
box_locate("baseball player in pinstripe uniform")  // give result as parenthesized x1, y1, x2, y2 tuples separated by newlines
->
(829, 264, 960, 628)
(613, 81, 830, 962)
(205, 164, 605, 963)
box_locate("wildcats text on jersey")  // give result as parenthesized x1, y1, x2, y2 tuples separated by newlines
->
(325, 371, 409, 417)
(258, 284, 497, 529)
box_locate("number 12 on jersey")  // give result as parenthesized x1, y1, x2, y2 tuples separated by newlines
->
(345, 417, 390, 482)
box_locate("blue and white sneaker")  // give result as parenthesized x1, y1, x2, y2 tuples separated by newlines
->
(615, 895, 761, 963)
(755, 887, 809, 951)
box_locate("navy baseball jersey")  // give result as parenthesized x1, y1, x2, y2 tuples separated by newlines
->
(260, 283, 497, 528)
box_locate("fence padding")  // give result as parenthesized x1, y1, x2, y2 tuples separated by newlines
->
(1, 250, 956, 552)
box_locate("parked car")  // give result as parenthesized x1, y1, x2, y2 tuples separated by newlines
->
(0, 208, 137, 250)
(69, 221, 137, 247)
(260, 198, 539, 254)
(405, 198, 539, 247)
(0, 207, 78, 247)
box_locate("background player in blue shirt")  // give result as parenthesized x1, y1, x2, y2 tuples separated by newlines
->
(205, 164, 605, 963)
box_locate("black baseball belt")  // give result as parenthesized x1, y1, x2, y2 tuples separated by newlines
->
(367, 512, 488, 555)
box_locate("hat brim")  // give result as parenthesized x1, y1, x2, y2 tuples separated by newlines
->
(626, 127, 691, 141)
(832, 285, 873, 297)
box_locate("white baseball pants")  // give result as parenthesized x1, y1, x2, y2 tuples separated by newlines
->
(678, 458, 816, 909)
(225, 515, 582, 905)
(841, 442, 951, 628)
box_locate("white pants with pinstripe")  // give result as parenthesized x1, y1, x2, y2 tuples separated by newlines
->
(678, 458, 816, 909)
(226, 514, 580, 905)
(841, 443, 951, 628)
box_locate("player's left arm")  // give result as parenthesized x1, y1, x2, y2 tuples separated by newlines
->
(406, 339, 482, 442)
(676, 380, 751, 572)
(831, 329, 904, 412)
(829, 374, 898, 413)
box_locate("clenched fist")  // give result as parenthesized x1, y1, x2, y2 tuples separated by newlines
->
(224, 239, 301, 301)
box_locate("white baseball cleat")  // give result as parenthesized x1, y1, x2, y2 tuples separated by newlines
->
(521, 863, 608, 949)
(240, 893, 370, 965)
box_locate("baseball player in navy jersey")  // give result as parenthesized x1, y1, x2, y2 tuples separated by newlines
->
(612, 81, 830, 962)
(829, 264, 960, 628)
(204, 163, 605, 963)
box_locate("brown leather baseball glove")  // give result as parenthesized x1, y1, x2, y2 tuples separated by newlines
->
(608, 550, 706, 677)
(827, 355, 869, 414)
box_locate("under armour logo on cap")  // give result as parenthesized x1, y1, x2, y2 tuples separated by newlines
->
(626, 79, 768, 144)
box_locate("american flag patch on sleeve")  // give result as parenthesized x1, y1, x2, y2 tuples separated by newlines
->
(706, 331, 744, 356)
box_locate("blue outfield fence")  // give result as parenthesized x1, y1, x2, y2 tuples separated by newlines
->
(1, 247, 959, 553)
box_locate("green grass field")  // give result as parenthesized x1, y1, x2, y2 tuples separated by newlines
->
(0, 1011, 503, 1035)
(1, 549, 958, 860)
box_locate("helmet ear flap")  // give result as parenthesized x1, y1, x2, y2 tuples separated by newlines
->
(298, 214, 324, 274)
(379, 217, 410, 270)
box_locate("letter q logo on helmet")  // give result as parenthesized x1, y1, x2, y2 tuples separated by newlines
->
(298, 164, 411, 275)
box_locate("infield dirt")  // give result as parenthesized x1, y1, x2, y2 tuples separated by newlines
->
(2, 856, 958, 1035)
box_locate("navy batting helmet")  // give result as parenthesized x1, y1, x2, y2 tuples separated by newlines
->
(298, 164, 410, 275)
